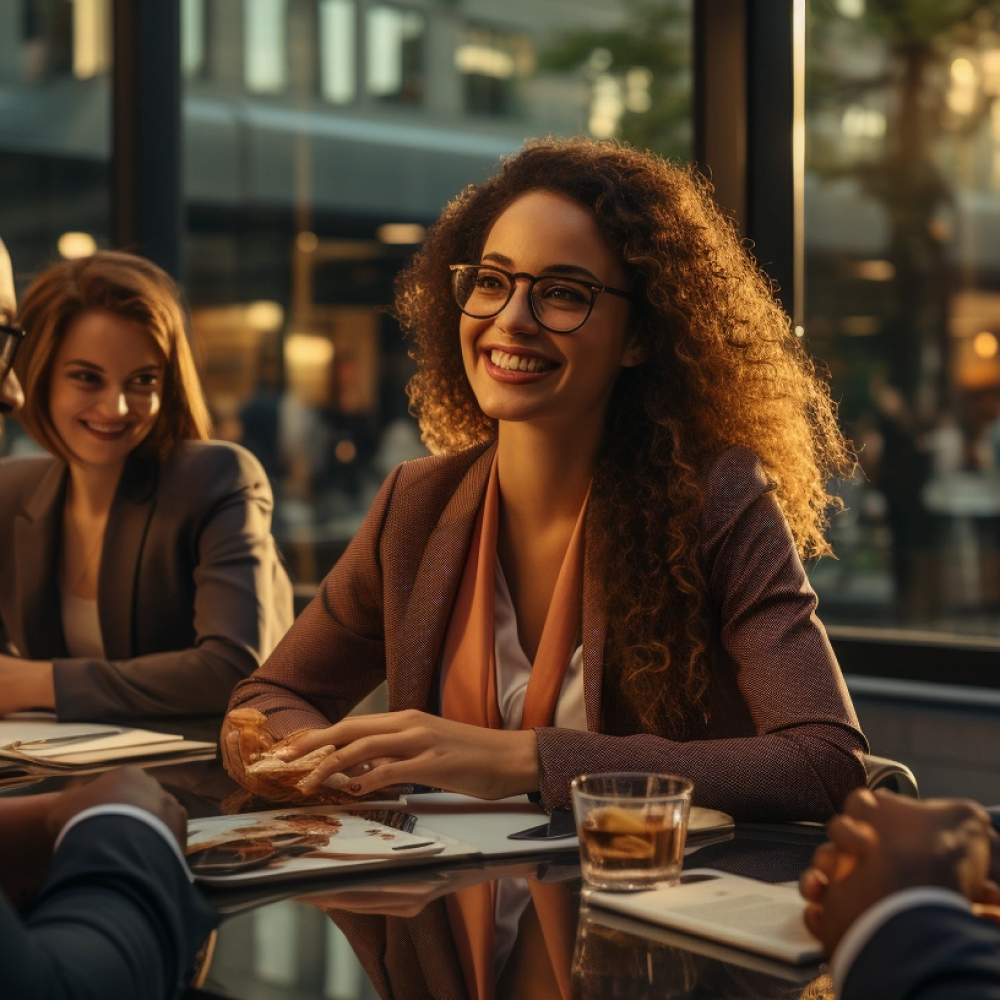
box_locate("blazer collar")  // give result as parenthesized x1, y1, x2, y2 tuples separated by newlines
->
(14, 461, 68, 658)
(99, 454, 159, 660)
(391, 442, 495, 715)
(13, 454, 158, 661)
(393, 440, 607, 732)
(582, 515, 606, 732)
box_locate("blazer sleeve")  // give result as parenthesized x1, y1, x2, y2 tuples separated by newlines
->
(842, 904, 1000, 1000)
(533, 448, 868, 819)
(2, 815, 218, 1000)
(53, 445, 295, 720)
(227, 464, 402, 737)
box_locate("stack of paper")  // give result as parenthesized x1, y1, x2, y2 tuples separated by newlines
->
(0, 718, 216, 784)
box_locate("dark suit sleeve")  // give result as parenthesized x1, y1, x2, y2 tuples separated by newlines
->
(533, 448, 867, 819)
(842, 904, 1000, 1000)
(2, 815, 218, 1000)
(227, 464, 401, 737)
(54, 444, 295, 719)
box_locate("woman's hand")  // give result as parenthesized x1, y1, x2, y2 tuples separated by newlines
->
(274, 709, 540, 801)
(0, 654, 55, 716)
(220, 710, 382, 805)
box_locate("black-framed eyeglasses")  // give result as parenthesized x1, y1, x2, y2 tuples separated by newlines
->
(0, 322, 25, 385)
(450, 263, 635, 334)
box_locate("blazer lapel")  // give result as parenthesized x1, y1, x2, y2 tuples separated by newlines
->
(388, 443, 495, 715)
(582, 513, 607, 733)
(14, 461, 68, 658)
(98, 455, 158, 660)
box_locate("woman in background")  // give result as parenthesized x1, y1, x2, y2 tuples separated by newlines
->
(0, 251, 292, 721)
(226, 138, 866, 821)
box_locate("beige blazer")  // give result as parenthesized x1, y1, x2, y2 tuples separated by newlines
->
(231, 442, 867, 820)
(0, 440, 293, 721)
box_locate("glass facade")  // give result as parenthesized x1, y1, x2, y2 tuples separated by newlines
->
(805, 1, 1000, 636)
(0, 0, 112, 301)
(180, 0, 692, 590)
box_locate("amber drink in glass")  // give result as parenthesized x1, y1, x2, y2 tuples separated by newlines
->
(571, 773, 693, 891)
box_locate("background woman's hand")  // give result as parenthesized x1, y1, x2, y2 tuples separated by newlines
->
(0, 654, 55, 715)
(275, 710, 540, 800)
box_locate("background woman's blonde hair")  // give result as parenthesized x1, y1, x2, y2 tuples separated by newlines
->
(15, 251, 211, 462)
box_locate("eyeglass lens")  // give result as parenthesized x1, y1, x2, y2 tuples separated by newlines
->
(0, 326, 22, 386)
(453, 266, 594, 333)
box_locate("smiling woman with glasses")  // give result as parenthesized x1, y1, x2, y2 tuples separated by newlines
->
(225, 138, 867, 830)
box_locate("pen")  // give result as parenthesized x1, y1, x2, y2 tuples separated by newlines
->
(7, 730, 123, 750)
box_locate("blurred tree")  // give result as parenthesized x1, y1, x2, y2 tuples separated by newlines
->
(808, 1, 1000, 412)
(540, 0, 691, 160)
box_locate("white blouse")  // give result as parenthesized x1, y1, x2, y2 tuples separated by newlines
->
(491, 555, 587, 981)
(493, 556, 587, 733)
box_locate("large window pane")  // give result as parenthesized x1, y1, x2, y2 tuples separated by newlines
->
(0, 0, 112, 455)
(806, 1, 1000, 636)
(183, 0, 692, 589)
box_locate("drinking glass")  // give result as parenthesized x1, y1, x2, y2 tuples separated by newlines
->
(571, 773, 693, 891)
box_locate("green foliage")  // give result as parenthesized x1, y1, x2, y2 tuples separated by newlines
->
(540, 0, 691, 159)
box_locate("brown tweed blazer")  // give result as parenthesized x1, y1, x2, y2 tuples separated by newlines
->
(230, 442, 867, 821)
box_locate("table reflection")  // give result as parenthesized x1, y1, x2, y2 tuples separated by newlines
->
(200, 832, 833, 1000)
(1, 758, 832, 999)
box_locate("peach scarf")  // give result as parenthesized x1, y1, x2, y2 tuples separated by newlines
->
(441, 456, 585, 1000)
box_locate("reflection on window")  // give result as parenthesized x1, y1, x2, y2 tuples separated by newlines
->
(182, 0, 693, 589)
(365, 5, 424, 103)
(457, 26, 534, 118)
(319, 0, 355, 104)
(71, 0, 112, 80)
(805, 2, 1000, 635)
(244, 0, 287, 94)
(182, 0, 205, 78)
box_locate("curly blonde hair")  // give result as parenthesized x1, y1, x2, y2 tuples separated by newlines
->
(396, 138, 852, 734)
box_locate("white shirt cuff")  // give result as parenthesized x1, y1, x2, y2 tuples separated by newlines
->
(831, 886, 970, 997)
(53, 804, 193, 883)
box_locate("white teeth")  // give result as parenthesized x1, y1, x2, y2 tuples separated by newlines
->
(489, 350, 555, 373)
(86, 422, 125, 433)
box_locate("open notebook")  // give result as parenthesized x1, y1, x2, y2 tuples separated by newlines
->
(0, 718, 216, 780)
(587, 869, 824, 965)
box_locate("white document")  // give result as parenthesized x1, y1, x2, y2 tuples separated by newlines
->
(0, 718, 216, 768)
(587, 868, 823, 965)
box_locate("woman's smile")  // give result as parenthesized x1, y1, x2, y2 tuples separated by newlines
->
(460, 190, 640, 431)
(49, 310, 164, 470)
(482, 346, 560, 382)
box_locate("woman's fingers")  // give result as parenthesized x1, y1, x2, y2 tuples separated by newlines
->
(339, 759, 412, 796)
(297, 735, 417, 790)
(275, 727, 339, 761)
(276, 712, 415, 761)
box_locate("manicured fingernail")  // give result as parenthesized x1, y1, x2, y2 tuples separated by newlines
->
(349, 782, 362, 793)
